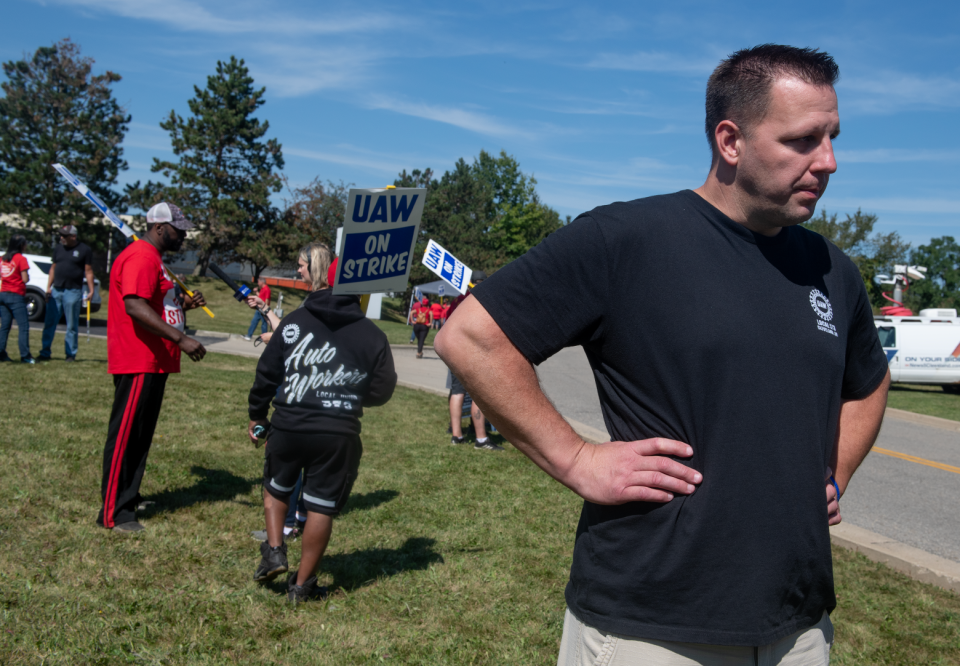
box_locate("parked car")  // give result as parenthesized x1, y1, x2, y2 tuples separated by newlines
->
(23, 253, 102, 322)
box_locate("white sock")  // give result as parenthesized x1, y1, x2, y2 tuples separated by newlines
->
(283, 526, 294, 535)
(476, 437, 488, 444)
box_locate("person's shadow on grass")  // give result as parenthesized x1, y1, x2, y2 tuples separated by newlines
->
(339, 489, 400, 517)
(139, 466, 260, 517)
(322, 537, 444, 592)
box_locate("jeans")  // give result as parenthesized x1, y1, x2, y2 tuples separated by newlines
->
(247, 310, 268, 337)
(285, 472, 307, 527)
(0, 292, 32, 360)
(41, 287, 83, 358)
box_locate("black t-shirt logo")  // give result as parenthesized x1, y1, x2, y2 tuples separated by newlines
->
(809, 289, 833, 322)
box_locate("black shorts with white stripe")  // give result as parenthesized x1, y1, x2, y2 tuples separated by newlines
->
(262, 428, 362, 515)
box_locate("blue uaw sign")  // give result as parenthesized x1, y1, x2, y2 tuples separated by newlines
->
(421, 239, 473, 295)
(333, 187, 426, 295)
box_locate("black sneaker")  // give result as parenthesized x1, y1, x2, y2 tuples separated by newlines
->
(21, 356, 35, 365)
(474, 440, 505, 452)
(253, 540, 288, 582)
(0, 353, 10, 362)
(287, 570, 328, 603)
(36, 355, 52, 362)
(65, 356, 76, 362)
(451, 436, 465, 445)
(113, 521, 145, 533)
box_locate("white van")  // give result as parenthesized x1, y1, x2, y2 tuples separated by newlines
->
(874, 309, 960, 393)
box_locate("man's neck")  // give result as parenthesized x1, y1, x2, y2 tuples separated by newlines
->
(694, 167, 782, 238)
(143, 231, 165, 254)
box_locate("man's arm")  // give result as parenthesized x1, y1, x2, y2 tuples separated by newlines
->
(124, 295, 206, 362)
(84, 264, 95, 300)
(435, 296, 702, 505)
(826, 368, 891, 525)
(45, 264, 55, 301)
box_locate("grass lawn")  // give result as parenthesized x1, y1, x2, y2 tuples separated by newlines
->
(887, 383, 960, 422)
(3, 333, 957, 664)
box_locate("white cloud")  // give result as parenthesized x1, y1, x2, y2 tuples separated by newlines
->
(840, 72, 960, 113)
(366, 96, 535, 140)
(836, 149, 960, 164)
(585, 51, 715, 74)
(44, 0, 406, 35)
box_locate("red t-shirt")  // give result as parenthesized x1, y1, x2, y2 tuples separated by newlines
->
(430, 302, 443, 319)
(0, 253, 29, 295)
(441, 305, 450, 320)
(107, 240, 182, 375)
(258, 284, 272, 304)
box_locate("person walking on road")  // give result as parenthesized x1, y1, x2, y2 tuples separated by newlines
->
(437, 45, 890, 665)
(244, 276, 272, 341)
(97, 202, 208, 533)
(412, 296, 432, 358)
(248, 241, 397, 602)
(39, 225, 95, 362)
(0, 235, 34, 364)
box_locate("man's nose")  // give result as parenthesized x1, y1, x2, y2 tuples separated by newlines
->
(815, 137, 838, 175)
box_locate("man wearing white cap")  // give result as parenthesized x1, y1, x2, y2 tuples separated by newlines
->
(97, 202, 208, 533)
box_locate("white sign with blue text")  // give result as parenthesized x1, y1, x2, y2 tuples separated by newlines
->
(421, 239, 473, 295)
(333, 188, 426, 295)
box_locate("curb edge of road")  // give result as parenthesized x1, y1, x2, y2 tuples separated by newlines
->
(884, 406, 960, 432)
(563, 416, 960, 596)
(829, 523, 960, 594)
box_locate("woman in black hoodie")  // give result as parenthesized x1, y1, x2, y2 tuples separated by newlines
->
(248, 242, 397, 602)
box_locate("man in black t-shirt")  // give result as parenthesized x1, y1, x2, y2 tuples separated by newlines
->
(436, 45, 890, 665)
(39, 225, 95, 361)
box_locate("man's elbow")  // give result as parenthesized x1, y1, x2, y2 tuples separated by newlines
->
(434, 318, 464, 364)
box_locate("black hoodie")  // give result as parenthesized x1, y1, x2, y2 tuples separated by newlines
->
(248, 290, 397, 436)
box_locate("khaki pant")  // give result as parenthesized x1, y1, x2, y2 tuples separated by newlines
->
(557, 608, 833, 666)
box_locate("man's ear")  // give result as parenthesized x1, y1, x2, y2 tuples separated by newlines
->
(714, 120, 743, 167)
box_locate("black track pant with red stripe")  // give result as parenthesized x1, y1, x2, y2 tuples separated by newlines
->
(97, 373, 168, 528)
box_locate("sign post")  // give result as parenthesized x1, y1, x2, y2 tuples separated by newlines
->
(333, 187, 426, 296)
(421, 239, 472, 295)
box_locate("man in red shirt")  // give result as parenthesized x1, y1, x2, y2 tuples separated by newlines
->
(98, 202, 208, 533)
(430, 299, 443, 330)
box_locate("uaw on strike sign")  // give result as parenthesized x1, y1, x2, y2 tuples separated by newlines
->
(421, 239, 472, 295)
(333, 188, 426, 295)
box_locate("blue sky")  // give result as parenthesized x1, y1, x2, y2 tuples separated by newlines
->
(4, 0, 960, 248)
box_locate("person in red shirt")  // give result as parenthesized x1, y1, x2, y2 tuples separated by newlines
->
(244, 276, 272, 340)
(411, 296, 432, 358)
(430, 299, 443, 330)
(98, 202, 208, 533)
(0, 234, 34, 363)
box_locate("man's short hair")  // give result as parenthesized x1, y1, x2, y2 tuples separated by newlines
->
(705, 44, 839, 157)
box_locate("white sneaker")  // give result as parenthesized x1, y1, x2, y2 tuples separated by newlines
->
(243, 336, 252, 341)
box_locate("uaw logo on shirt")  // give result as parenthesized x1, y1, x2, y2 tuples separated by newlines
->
(809, 289, 838, 337)
(282, 323, 300, 344)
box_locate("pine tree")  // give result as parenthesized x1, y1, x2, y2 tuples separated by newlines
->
(0, 38, 129, 253)
(129, 56, 283, 276)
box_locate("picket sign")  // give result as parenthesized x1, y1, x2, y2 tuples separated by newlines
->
(332, 187, 426, 296)
(421, 239, 472, 295)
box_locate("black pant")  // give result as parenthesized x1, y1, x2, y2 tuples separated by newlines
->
(413, 323, 429, 353)
(97, 373, 168, 528)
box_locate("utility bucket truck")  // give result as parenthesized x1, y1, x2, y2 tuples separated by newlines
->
(873, 265, 960, 392)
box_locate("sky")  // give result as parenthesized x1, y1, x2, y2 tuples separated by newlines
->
(4, 0, 960, 249)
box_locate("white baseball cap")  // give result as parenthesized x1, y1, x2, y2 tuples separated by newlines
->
(146, 202, 195, 230)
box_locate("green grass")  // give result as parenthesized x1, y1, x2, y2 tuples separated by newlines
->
(887, 383, 960, 422)
(3, 331, 956, 664)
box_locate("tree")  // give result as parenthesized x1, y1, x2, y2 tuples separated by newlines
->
(908, 237, 960, 312)
(803, 209, 910, 310)
(0, 38, 129, 256)
(396, 151, 564, 310)
(238, 177, 349, 279)
(128, 56, 283, 276)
